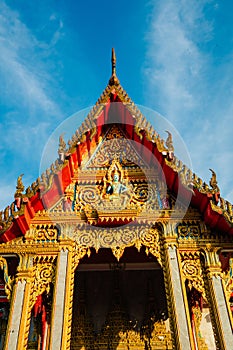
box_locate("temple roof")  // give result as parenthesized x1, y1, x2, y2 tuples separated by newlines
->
(0, 49, 233, 242)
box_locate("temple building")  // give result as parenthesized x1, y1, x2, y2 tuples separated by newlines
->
(1, 49, 233, 350)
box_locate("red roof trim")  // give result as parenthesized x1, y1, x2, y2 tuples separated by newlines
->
(1, 95, 233, 242)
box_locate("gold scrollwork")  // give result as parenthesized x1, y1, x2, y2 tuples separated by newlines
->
(25, 225, 58, 242)
(86, 126, 146, 168)
(177, 225, 200, 239)
(132, 183, 148, 202)
(180, 252, 206, 300)
(75, 185, 101, 210)
(73, 244, 89, 268)
(30, 257, 56, 307)
(72, 225, 161, 264)
(139, 227, 161, 265)
(35, 227, 58, 241)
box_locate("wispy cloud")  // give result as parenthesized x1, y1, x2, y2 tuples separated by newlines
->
(145, 0, 211, 124)
(145, 0, 233, 202)
(0, 1, 63, 117)
(0, 1, 65, 208)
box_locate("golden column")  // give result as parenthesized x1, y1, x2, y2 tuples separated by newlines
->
(4, 254, 33, 350)
(203, 246, 233, 350)
(49, 224, 87, 350)
(49, 245, 71, 350)
(161, 222, 194, 350)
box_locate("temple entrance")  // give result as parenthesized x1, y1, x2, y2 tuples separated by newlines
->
(71, 247, 172, 349)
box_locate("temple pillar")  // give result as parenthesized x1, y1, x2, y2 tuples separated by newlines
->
(49, 223, 88, 350)
(4, 256, 33, 350)
(60, 245, 75, 350)
(162, 223, 193, 350)
(49, 248, 69, 350)
(203, 248, 233, 350)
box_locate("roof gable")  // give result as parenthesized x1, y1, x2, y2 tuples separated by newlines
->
(0, 49, 232, 242)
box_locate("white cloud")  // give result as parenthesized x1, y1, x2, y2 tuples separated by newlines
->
(145, 0, 211, 123)
(145, 0, 233, 202)
(0, 1, 62, 117)
(0, 1, 66, 209)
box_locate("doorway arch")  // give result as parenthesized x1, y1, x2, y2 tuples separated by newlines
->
(70, 246, 172, 350)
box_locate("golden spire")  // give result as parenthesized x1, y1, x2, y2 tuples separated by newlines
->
(109, 48, 119, 86)
(111, 47, 116, 76)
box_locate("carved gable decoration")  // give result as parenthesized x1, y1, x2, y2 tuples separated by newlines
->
(85, 124, 147, 168)
(73, 158, 167, 224)
(46, 124, 174, 224)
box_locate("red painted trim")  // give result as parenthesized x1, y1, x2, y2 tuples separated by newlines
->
(2, 92, 233, 241)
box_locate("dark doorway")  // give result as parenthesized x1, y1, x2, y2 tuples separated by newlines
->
(71, 247, 172, 350)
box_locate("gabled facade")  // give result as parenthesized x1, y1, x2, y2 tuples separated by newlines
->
(0, 50, 233, 350)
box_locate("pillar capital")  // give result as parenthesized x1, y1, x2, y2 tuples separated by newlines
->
(163, 237, 178, 249)
(58, 222, 77, 239)
(163, 221, 177, 238)
(15, 269, 33, 283)
(202, 246, 222, 276)
(18, 253, 33, 270)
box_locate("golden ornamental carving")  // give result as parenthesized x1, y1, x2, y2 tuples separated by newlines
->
(25, 225, 58, 243)
(165, 130, 174, 154)
(71, 225, 161, 264)
(30, 257, 56, 307)
(209, 168, 220, 194)
(177, 224, 200, 239)
(86, 125, 146, 168)
(180, 252, 206, 301)
(75, 185, 101, 209)
(73, 159, 165, 223)
(0, 256, 13, 300)
(72, 318, 172, 349)
(191, 304, 209, 350)
(35, 226, 58, 241)
(73, 244, 89, 268)
(72, 316, 172, 349)
(223, 257, 233, 325)
(58, 134, 67, 161)
(131, 183, 161, 211)
(0, 200, 26, 235)
(14, 173, 25, 198)
(140, 227, 161, 264)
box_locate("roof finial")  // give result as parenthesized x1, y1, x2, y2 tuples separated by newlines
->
(109, 48, 119, 86)
(15, 174, 24, 198)
(112, 48, 116, 76)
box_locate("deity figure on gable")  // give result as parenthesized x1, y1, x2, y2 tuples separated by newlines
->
(106, 169, 128, 197)
(102, 160, 131, 208)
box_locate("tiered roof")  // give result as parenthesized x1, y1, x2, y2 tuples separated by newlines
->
(0, 49, 232, 242)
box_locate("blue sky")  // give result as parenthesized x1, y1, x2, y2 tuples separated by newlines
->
(0, 0, 233, 209)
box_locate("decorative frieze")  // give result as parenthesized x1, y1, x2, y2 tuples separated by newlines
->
(71, 225, 162, 263)
(177, 224, 200, 239)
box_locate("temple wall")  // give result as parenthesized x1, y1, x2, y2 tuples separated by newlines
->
(0, 220, 233, 349)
